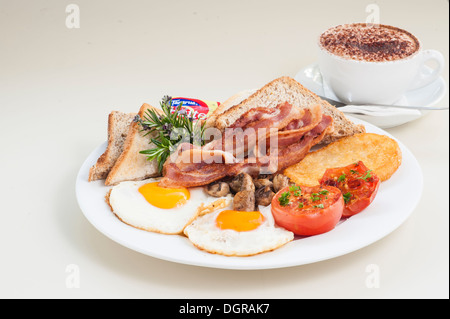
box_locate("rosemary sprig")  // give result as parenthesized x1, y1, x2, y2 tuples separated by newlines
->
(139, 132, 174, 174)
(134, 96, 206, 173)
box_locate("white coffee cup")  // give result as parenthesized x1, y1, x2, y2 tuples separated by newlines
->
(317, 23, 445, 105)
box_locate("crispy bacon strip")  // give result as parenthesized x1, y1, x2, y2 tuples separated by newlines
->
(158, 108, 333, 188)
(276, 104, 322, 147)
(202, 102, 303, 158)
(219, 114, 333, 176)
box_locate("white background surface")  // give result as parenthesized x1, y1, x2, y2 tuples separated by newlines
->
(0, 0, 448, 299)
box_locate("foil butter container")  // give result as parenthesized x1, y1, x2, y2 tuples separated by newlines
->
(171, 97, 220, 120)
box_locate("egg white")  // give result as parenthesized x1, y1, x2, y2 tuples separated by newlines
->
(107, 178, 231, 235)
(183, 205, 294, 257)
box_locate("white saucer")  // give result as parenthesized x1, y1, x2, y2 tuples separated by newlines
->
(294, 63, 447, 128)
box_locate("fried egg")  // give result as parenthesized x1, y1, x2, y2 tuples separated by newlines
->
(183, 205, 294, 256)
(107, 178, 231, 235)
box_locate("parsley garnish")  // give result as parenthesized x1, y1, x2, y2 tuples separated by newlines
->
(279, 191, 291, 206)
(343, 192, 352, 204)
(358, 170, 373, 181)
(298, 202, 304, 209)
(289, 185, 302, 196)
(313, 204, 324, 209)
(337, 174, 346, 182)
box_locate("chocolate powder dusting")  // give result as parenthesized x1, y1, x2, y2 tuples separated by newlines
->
(320, 23, 420, 62)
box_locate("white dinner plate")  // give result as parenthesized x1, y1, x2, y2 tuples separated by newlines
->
(295, 63, 447, 129)
(76, 117, 423, 270)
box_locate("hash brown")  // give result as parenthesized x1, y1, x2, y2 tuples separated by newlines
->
(283, 133, 402, 186)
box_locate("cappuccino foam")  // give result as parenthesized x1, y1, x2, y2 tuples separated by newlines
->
(320, 23, 420, 62)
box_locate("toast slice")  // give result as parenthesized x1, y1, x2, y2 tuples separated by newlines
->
(211, 76, 366, 145)
(204, 89, 255, 129)
(89, 111, 137, 181)
(105, 103, 161, 186)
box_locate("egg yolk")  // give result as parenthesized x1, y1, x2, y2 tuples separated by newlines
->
(215, 210, 265, 232)
(138, 182, 190, 209)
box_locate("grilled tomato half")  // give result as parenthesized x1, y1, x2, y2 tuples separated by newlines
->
(271, 184, 344, 236)
(319, 161, 381, 217)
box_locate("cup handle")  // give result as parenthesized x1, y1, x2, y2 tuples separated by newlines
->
(409, 49, 445, 90)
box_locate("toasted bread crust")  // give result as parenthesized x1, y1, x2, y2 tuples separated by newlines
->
(89, 111, 136, 181)
(104, 104, 161, 186)
(213, 76, 365, 144)
(205, 89, 255, 129)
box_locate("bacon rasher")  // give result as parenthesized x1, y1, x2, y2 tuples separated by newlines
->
(159, 102, 333, 188)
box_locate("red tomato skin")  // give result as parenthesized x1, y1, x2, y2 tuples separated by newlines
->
(273, 199, 344, 236)
(271, 186, 344, 236)
(342, 178, 380, 217)
(319, 161, 381, 217)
